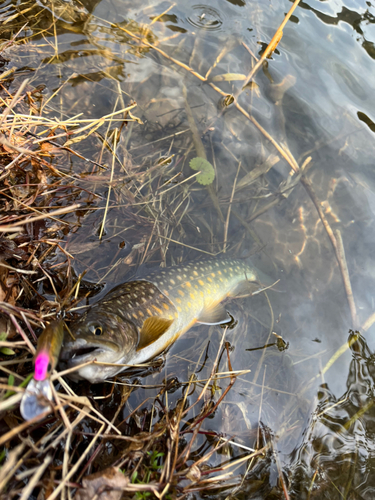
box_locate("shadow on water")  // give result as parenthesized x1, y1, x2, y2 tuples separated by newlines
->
(1, 0, 375, 497)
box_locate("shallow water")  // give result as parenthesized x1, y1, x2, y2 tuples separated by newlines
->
(2, 0, 375, 497)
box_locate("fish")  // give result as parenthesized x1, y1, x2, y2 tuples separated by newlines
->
(59, 258, 271, 383)
(20, 319, 64, 420)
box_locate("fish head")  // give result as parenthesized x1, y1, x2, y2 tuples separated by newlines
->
(59, 309, 138, 382)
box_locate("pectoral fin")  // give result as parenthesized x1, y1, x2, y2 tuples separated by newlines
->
(137, 317, 174, 351)
(197, 302, 230, 325)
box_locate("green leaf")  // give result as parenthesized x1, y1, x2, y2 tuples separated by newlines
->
(3, 373, 33, 401)
(131, 471, 138, 483)
(4, 374, 15, 399)
(0, 347, 15, 356)
(19, 372, 33, 388)
(145, 470, 151, 483)
(189, 157, 215, 185)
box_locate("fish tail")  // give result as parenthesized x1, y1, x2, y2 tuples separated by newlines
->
(253, 265, 274, 287)
(240, 255, 274, 287)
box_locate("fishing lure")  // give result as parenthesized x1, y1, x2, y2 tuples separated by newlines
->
(20, 320, 64, 420)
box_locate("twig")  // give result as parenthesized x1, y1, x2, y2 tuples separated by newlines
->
(0, 79, 29, 127)
(239, 0, 302, 92)
(9, 314, 35, 354)
(19, 455, 52, 500)
(301, 177, 357, 328)
(99, 126, 118, 240)
(271, 436, 290, 500)
(0, 204, 81, 232)
(362, 311, 375, 332)
(47, 423, 105, 500)
(256, 365, 267, 450)
(335, 230, 358, 327)
(223, 161, 241, 253)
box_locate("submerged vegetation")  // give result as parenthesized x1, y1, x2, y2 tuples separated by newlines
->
(0, 0, 375, 498)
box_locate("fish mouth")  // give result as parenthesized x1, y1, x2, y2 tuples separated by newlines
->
(71, 346, 101, 359)
(60, 340, 120, 367)
(61, 346, 105, 366)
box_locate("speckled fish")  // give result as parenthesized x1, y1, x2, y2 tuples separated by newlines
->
(20, 320, 64, 420)
(60, 258, 271, 382)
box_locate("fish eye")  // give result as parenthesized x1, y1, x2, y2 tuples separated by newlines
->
(89, 325, 103, 336)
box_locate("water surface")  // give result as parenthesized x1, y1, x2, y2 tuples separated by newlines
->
(2, 0, 375, 497)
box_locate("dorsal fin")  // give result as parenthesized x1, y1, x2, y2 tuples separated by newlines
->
(197, 302, 230, 325)
(137, 317, 174, 351)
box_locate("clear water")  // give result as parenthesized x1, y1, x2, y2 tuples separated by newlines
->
(2, 0, 375, 497)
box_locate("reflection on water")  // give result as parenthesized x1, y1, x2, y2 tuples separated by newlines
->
(289, 332, 375, 499)
(2, 0, 375, 496)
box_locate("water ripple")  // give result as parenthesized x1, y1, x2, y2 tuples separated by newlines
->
(186, 5, 223, 31)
